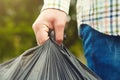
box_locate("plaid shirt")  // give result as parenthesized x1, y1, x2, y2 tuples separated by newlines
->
(42, 0, 120, 36)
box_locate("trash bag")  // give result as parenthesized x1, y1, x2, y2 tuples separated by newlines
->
(0, 38, 102, 80)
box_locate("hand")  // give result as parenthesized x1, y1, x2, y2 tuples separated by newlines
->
(32, 9, 67, 45)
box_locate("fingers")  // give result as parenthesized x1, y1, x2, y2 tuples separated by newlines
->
(54, 22, 65, 45)
(53, 12, 67, 45)
(32, 22, 65, 45)
(32, 24, 49, 45)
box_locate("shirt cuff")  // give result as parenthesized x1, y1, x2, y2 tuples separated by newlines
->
(41, 0, 70, 14)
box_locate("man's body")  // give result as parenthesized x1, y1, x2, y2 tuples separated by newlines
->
(32, 0, 120, 80)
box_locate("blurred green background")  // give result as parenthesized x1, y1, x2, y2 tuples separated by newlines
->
(0, 0, 86, 64)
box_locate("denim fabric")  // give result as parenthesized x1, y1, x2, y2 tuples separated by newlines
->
(79, 24, 120, 80)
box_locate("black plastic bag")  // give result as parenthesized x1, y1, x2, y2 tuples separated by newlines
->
(0, 39, 102, 80)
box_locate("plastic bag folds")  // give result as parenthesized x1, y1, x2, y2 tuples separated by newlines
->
(0, 39, 102, 80)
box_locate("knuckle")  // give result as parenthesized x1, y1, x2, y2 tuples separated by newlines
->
(32, 23, 38, 31)
(55, 20, 66, 27)
(56, 23, 65, 28)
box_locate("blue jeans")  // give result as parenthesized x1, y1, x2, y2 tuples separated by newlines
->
(79, 24, 120, 80)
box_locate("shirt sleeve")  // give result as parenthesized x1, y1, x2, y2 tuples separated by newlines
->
(41, 0, 71, 14)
